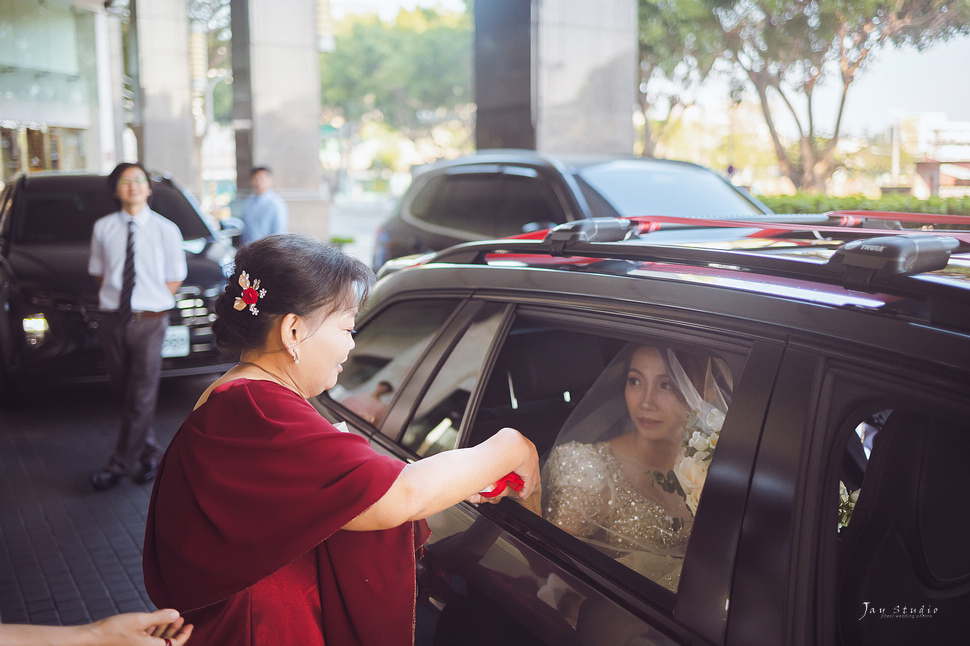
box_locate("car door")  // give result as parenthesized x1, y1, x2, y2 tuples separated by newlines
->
(322, 294, 780, 645)
(730, 333, 970, 646)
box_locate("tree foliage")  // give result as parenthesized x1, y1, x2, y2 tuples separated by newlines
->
(319, 8, 473, 153)
(712, 0, 970, 190)
(637, 0, 724, 156)
(640, 0, 970, 190)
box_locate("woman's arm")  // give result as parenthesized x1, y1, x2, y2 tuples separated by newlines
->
(0, 609, 192, 646)
(343, 427, 538, 531)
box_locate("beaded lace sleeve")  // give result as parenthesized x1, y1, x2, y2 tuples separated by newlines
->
(543, 441, 611, 537)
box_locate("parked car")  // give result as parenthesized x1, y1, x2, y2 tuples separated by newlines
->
(372, 149, 774, 269)
(316, 212, 970, 645)
(0, 171, 238, 403)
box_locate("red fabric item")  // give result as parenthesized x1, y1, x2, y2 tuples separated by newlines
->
(479, 472, 524, 498)
(143, 379, 430, 646)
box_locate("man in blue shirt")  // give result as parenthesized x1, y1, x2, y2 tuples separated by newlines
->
(239, 166, 289, 245)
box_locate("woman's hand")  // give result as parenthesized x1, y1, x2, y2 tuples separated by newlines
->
(86, 608, 193, 645)
(467, 430, 540, 505)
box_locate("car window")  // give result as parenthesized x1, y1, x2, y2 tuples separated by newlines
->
(11, 180, 209, 244)
(417, 173, 564, 237)
(576, 160, 764, 217)
(467, 318, 743, 594)
(148, 184, 212, 240)
(836, 405, 970, 645)
(327, 299, 461, 426)
(12, 188, 116, 243)
(400, 304, 506, 457)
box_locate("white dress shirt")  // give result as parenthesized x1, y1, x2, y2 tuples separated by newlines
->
(88, 207, 188, 312)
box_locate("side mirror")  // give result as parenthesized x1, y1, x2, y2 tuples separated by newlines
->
(218, 216, 245, 240)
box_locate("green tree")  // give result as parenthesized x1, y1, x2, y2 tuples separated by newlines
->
(638, 0, 724, 157)
(708, 0, 970, 191)
(319, 8, 473, 156)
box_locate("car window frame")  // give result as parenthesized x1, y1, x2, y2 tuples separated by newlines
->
(778, 351, 970, 646)
(447, 303, 778, 638)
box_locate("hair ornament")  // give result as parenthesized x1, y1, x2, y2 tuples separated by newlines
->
(233, 271, 266, 315)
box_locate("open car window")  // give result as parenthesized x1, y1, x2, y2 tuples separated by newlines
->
(466, 316, 745, 594)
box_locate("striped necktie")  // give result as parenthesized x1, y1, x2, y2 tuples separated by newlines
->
(118, 219, 135, 327)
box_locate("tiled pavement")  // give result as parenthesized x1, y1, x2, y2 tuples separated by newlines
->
(0, 374, 213, 627)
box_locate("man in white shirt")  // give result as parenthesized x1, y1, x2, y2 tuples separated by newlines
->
(88, 162, 187, 491)
(238, 166, 289, 245)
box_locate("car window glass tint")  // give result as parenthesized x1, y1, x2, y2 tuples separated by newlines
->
(422, 174, 563, 237)
(469, 321, 740, 594)
(401, 304, 505, 457)
(423, 174, 505, 233)
(14, 189, 116, 243)
(327, 299, 460, 426)
(837, 407, 970, 644)
(492, 175, 563, 236)
(12, 182, 208, 244)
(578, 160, 763, 217)
(408, 174, 441, 218)
(148, 186, 211, 240)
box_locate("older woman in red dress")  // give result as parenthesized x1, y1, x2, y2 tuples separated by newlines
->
(143, 234, 538, 646)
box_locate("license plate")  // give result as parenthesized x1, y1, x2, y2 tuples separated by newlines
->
(162, 325, 190, 358)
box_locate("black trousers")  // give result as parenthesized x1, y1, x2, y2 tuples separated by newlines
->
(99, 313, 168, 475)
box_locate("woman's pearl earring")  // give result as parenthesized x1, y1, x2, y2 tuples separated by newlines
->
(293, 350, 300, 364)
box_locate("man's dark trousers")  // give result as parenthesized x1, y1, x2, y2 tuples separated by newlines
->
(99, 312, 168, 475)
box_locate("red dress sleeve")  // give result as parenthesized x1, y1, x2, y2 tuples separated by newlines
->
(143, 379, 416, 616)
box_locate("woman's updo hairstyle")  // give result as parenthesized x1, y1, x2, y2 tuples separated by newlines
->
(213, 233, 373, 358)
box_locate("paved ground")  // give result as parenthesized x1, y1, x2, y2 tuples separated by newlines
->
(0, 374, 212, 627)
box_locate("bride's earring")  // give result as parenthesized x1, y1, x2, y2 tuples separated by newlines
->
(291, 349, 300, 364)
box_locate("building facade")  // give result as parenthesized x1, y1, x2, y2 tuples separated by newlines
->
(0, 0, 124, 185)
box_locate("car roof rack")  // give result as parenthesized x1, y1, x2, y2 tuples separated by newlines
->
(422, 217, 970, 330)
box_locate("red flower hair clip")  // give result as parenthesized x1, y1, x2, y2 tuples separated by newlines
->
(233, 271, 266, 315)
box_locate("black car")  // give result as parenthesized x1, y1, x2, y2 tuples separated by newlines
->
(316, 213, 970, 645)
(0, 171, 237, 402)
(372, 149, 773, 268)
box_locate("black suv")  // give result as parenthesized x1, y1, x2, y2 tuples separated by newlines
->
(315, 212, 970, 645)
(0, 171, 237, 401)
(372, 149, 773, 269)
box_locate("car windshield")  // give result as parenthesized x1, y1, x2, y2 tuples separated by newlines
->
(576, 160, 765, 218)
(11, 181, 212, 244)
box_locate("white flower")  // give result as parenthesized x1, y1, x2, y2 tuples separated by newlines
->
(688, 431, 710, 452)
(705, 408, 725, 433)
(673, 455, 709, 515)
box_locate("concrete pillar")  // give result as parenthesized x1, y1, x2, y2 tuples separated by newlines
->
(535, 0, 637, 154)
(234, 0, 326, 240)
(474, 0, 535, 150)
(135, 0, 200, 193)
(475, 0, 637, 155)
(94, 10, 126, 172)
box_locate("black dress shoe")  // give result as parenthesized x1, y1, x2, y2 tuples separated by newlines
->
(133, 461, 158, 484)
(91, 469, 121, 491)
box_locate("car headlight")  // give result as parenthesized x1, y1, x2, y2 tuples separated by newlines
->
(23, 314, 49, 346)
